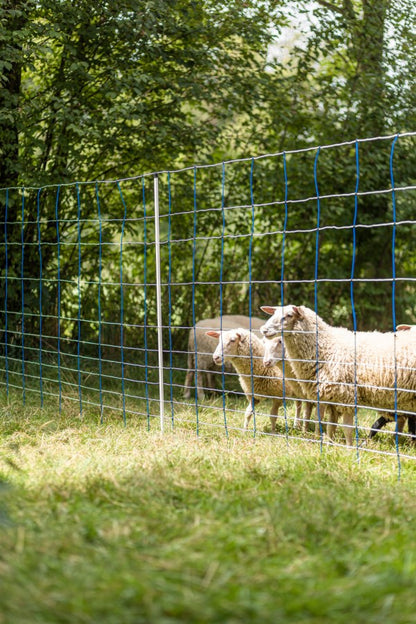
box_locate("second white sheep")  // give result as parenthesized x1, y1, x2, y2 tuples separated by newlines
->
(207, 328, 296, 433)
(262, 336, 319, 433)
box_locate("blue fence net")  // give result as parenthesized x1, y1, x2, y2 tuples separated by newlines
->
(1, 132, 416, 469)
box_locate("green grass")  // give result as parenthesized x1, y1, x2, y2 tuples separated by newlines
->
(2, 389, 416, 624)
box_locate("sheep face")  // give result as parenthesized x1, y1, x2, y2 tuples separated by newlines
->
(263, 337, 284, 367)
(260, 305, 302, 337)
(206, 329, 242, 366)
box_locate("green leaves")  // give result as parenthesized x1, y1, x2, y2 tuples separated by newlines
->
(0, 0, 415, 346)
(0, 0, 280, 187)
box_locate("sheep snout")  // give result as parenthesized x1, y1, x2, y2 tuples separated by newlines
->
(261, 325, 277, 337)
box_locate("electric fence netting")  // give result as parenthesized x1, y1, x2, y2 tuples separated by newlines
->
(1, 133, 416, 470)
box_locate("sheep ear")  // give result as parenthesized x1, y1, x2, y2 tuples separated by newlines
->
(292, 306, 302, 318)
(397, 324, 411, 331)
(206, 331, 220, 339)
(235, 330, 244, 341)
(260, 306, 277, 316)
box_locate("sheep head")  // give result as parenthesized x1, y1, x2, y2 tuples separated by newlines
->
(263, 336, 284, 367)
(260, 305, 303, 337)
(206, 329, 244, 366)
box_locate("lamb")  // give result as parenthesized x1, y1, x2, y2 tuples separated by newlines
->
(206, 328, 293, 433)
(262, 336, 318, 433)
(184, 315, 264, 400)
(260, 305, 416, 446)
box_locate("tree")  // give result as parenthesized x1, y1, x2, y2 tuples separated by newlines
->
(0, 0, 285, 352)
(5, 0, 280, 185)
(245, 0, 416, 327)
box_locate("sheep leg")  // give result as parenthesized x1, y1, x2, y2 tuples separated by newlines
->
(386, 415, 413, 442)
(243, 398, 259, 430)
(270, 398, 282, 433)
(185, 371, 206, 401)
(341, 409, 355, 447)
(394, 414, 406, 438)
(184, 369, 194, 399)
(206, 370, 217, 395)
(395, 415, 407, 441)
(408, 415, 416, 440)
(325, 406, 339, 441)
(196, 371, 206, 401)
(303, 402, 313, 433)
(314, 403, 326, 436)
(293, 401, 303, 430)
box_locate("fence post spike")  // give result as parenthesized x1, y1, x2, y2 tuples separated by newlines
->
(154, 174, 165, 433)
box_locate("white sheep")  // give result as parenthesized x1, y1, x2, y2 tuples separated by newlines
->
(368, 324, 416, 440)
(262, 336, 319, 433)
(260, 305, 416, 446)
(184, 315, 264, 400)
(262, 334, 412, 440)
(206, 328, 294, 433)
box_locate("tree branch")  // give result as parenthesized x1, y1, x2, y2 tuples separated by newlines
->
(314, 0, 345, 15)
(315, 0, 357, 21)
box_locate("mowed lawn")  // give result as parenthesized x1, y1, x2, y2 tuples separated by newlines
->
(1, 394, 416, 624)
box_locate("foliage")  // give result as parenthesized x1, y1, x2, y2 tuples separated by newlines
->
(1, 0, 280, 187)
(0, 0, 416, 359)
(248, 0, 416, 326)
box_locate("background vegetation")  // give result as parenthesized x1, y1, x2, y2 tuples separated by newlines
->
(1, 0, 416, 367)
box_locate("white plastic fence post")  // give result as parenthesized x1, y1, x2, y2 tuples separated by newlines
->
(154, 174, 164, 433)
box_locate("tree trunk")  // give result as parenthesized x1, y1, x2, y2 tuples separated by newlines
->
(351, 0, 394, 328)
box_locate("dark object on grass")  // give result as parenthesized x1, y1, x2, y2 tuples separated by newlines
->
(369, 414, 416, 440)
